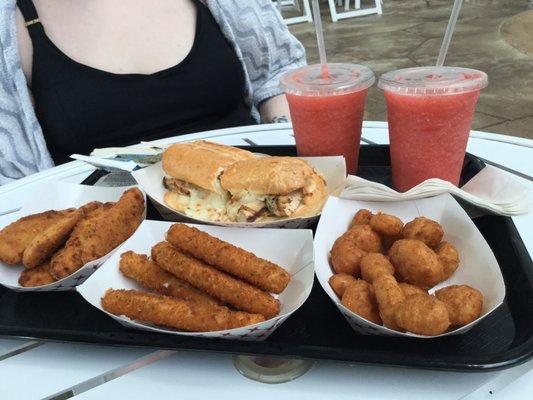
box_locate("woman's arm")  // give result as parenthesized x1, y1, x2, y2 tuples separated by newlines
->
(259, 94, 291, 123)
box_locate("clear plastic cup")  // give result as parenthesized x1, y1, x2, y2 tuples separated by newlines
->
(378, 66, 488, 192)
(281, 63, 375, 174)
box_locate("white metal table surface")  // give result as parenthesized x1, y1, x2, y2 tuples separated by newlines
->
(0, 122, 531, 400)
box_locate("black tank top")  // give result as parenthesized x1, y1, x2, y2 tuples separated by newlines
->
(17, 0, 256, 165)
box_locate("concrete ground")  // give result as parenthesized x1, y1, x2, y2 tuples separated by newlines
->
(285, 0, 533, 138)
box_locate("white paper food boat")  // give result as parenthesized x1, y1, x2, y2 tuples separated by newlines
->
(314, 194, 506, 338)
(78, 220, 315, 341)
(0, 182, 146, 292)
(132, 156, 346, 228)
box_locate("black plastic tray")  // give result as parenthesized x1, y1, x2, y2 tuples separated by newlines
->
(1, 145, 531, 372)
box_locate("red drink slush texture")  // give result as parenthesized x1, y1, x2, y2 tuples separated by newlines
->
(286, 89, 369, 174)
(385, 90, 480, 192)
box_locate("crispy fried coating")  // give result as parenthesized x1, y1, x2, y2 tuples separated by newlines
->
(360, 253, 394, 283)
(402, 217, 444, 247)
(398, 283, 426, 298)
(119, 251, 219, 306)
(381, 234, 400, 253)
(373, 274, 405, 330)
(435, 285, 483, 326)
(388, 239, 444, 289)
(435, 242, 460, 280)
(345, 225, 382, 253)
(151, 242, 280, 319)
(395, 294, 451, 336)
(350, 209, 373, 227)
(370, 213, 404, 236)
(0, 209, 76, 265)
(166, 224, 290, 294)
(22, 209, 83, 269)
(102, 289, 265, 332)
(18, 260, 55, 287)
(329, 273, 356, 297)
(341, 279, 382, 325)
(51, 189, 144, 280)
(330, 235, 366, 276)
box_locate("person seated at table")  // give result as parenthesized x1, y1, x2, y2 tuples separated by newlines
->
(0, 0, 305, 184)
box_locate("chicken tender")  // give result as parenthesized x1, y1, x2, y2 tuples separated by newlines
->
(435, 242, 460, 280)
(51, 188, 144, 280)
(360, 253, 394, 283)
(22, 209, 83, 269)
(119, 251, 219, 306)
(389, 239, 444, 289)
(18, 260, 55, 287)
(330, 235, 366, 276)
(151, 242, 279, 319)
(341, 279, 382, 325)
(0, 209, 76, 264)
(435, 285, 483, 326)
(395, 294, 451, 336)
(345, 225, 382, 253)
(398, 283, 426, 298)
(166, 224, 290, 294)
(402, 217, 444, 247)
(372, 274, 405, 330)
(102, 289, 265, 332)
(370, 213, 404, 236)
(350, 209, 373, 227)
(329, 273, 356, 297)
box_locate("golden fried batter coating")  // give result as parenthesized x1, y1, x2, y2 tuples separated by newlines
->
(350, 209, 373, 227)
(345, 225, 382, 253)
(373, 274, 405, 330)
(329, 273, 356, 297)
(341, 279, 382, 325)
(102, 289, 265, 332)
(370, 213, 404, 236)
(119, 251, 220, 306)
(151, 242, 280, 319)
(18, 260, 55, 287)
(360, 253, 394, 283)
(402, 217, 444, 247)
(330, 235, 366, 276)
(395, 294, 450, 336)
(435, 242, 460, 280)
(51, 188, 144, 280)
(166, 224, 290, 294)
(381, 235, 400, 253)
(398, 283, 426, 298)
(388, 239, 444, 289)
(435, 285, 483, 326)
(22, 209, 83, 269)
(0, 209, 76, 265)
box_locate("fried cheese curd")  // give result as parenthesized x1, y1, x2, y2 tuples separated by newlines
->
(401, 217, 444, 248)
(395, 294, 451, 336)
(435, 285, 483, 326)
(341, 279, 382, 325)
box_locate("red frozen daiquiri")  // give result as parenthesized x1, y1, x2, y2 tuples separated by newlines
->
(281, 64, 375, 174)
(379, 67, 488, 192)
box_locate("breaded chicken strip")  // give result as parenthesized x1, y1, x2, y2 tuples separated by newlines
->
(0, 209, 76, 264)
(119, 251, 220, 306)
(51, 189, 144, 280)
(166, 224, 290, 294)
(102, 289, 265, 332)
(19, 260, 55, 287)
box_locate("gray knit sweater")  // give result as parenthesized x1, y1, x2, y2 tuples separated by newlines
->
(0, 0, 306, 184)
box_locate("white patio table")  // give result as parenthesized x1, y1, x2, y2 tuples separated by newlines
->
(0, 122, 531, 400)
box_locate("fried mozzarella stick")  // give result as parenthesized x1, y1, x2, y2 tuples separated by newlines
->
(166, 224, 290, 294)
(152, 242, 280, 319)
(19, 261, 55, 287)
(119, 251, 220, 306)
(102, 289, 265, 332)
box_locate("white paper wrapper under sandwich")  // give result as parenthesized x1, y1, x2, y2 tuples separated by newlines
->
(314, 194, 506, 338)
(132, 156, 346, 228)
(0, 182, 146, 292)
(77, 220, 315, 341)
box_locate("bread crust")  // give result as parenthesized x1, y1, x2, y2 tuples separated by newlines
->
(162, 141, 253, 193)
